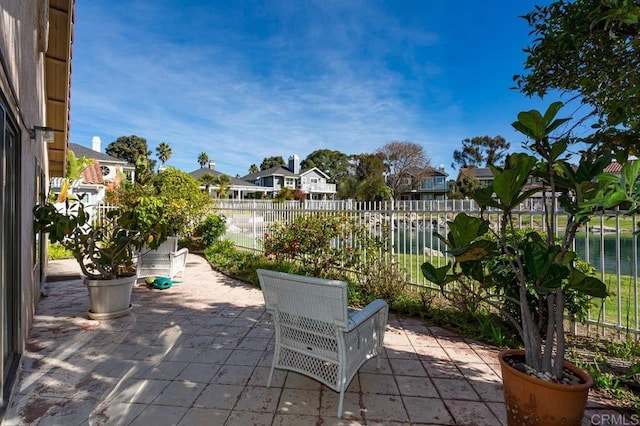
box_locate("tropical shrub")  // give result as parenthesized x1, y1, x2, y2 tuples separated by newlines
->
(421, 103, 620, 378)
(196, 214, 227, 247)
(109, 167, 211, 238)
(262, 213, 367, 277)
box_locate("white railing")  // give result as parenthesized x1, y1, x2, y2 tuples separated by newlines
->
(215, 199, 640, 336)
(300, 182, 337, 192)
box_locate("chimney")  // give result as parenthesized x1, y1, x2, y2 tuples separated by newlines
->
(288, 154, 300, 174)
(439, 164, 445, 171)
(208, 161, 216, 170)
(92, 136, 101, 153)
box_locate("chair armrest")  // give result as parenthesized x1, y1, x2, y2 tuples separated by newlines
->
(170, 248, 189, 258)
(346, 299, 388, 331)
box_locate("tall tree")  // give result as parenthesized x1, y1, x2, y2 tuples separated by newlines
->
(301, 149, 351, 183)
(377, 141, 431, 200)
(451, 135, 511, 169)
(248, 164, 259, 174)
(214, 174, 231, 198)
(156, 142, 172, 166)
(515, 0, 640, 158)
(338, 153, 391, 201)
(199, 173, 217, 194)
(105, 135, 155, 184)
(198, 152, 209, 168)
(260, 156, 286, 170)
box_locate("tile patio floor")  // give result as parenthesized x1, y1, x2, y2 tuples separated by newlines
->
(2, 254, 627, 425)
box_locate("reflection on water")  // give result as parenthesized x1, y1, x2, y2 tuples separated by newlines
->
(395, 229, 639, 276)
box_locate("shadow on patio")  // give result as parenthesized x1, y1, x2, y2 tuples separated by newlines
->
(2, 255, 624, 425)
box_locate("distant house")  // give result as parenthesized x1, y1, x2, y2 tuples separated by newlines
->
(398, 165, 449, 201)
(457, 167, 495, 188)
(72, 137, 135, 183)
(190, 162, 268, 199)
(456, 166, 548, 205)
(242, 155, 337, 200)
(49, 139, 135, 208)
(603, 160, 637, 177)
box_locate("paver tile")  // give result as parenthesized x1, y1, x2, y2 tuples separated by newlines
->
(272, 414, 320, 425)
(138, 360, 189, 380)
(361, 393, 409, 422)
(151, 380, 207, 407)
(389, 357, 428, 376)
(402, 395, 454, 424)
(129, 404, 189, 426)
(234, 385, 282, 412)
(431, 377, 481, 400)
(283, 372, 323, 390)
(177, 407, 231, 425)
(359, 372, 400, 395)
(277, 388, 321, 416)
(247, 365, 287, 387)
(319, 388, 363, 420)
(444, 399, 501, 426)
(193, 383, 244, 410)
(212, 364, 254, 385)
(395, 375, 439, 398)
(108, 378, 171, 404)
(177, 362, 221, 383)
(89, 401, 147, 425)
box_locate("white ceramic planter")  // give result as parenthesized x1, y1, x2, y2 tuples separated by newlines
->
(84, 275, 136, 320)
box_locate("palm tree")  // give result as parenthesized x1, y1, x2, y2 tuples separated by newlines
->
(215, 174, 231, 198)
(156, 142, 172, 166)
(199, 173, 217, 195)
(198, 152, 209, 168)
(248, 164, 259, 173)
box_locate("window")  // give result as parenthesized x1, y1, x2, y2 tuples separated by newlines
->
(1, 95, 21, 397)
(101, 165, 110, 176)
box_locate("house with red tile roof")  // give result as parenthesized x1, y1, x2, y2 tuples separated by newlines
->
(49, 140, 135, 209)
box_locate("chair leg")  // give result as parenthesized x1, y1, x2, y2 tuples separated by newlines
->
(267, 360, 276, 387)
(337, 388, 345, 418)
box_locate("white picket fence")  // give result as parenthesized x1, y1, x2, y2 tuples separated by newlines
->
(214, 199, 640, 336)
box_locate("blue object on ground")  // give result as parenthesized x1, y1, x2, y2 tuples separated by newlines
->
(153, 277, 172, 290)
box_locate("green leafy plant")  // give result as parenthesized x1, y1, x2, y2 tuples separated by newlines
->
(47, 242, 73, 260)
(109, 167, 211, 238)
(420, 102, 638, 379)
(34, 200, 167, 280)
(262, 213, 367, 277)
(196, 214, 227, 247)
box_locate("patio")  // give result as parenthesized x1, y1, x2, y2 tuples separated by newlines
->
(2, 254, 624, 425)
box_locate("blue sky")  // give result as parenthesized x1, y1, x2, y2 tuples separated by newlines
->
(71, 0, 559, 178)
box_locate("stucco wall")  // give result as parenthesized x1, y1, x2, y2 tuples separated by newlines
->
(0, 0, 50, 391)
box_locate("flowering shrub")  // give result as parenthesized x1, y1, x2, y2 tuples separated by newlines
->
(263, 213, 368, 277)
(196, 214, 227, 246)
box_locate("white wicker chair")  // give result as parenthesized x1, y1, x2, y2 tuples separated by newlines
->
(136, 236, 188, 279)
(257, 269, 388, 418)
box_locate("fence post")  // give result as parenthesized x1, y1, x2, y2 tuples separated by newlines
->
(389, 200, 395, 263)
(252, 200, 257, 250)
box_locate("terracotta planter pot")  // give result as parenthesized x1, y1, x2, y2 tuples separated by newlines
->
(84, 275, 136, 320)
(498, 349, 593, 426)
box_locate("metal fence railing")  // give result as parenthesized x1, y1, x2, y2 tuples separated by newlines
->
(215, 199, 640, 336)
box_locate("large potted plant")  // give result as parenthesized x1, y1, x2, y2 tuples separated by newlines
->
(34, 199, 167, 319)
(421, 102, 639, 425)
